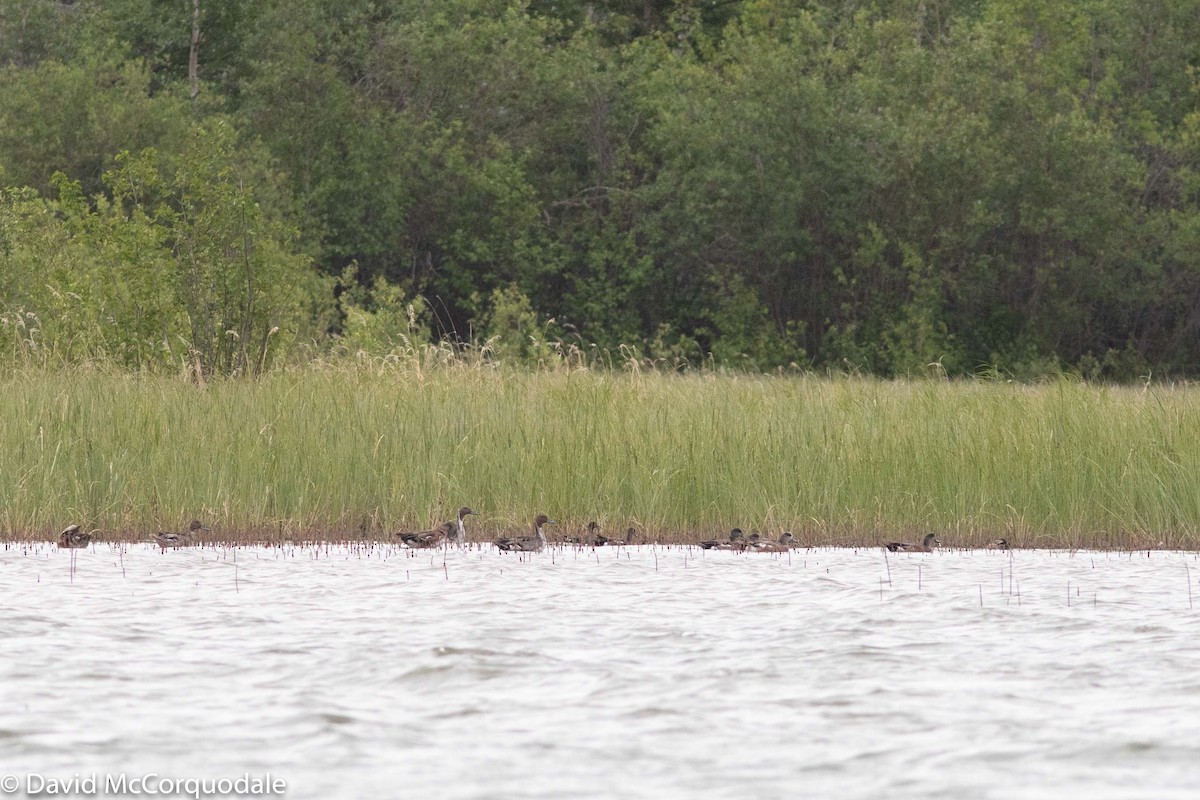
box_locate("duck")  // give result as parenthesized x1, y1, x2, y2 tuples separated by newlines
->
(559, 521, 598, 545)
(598, 528, 639, 546)
(990, 538, 1010, 550)
(699, 529, 746, 550)
(58, 524, 93, 549)
(397, 521, 456, 549)
(884, 532, 941, 553)
(495, 514, 555, 552)
(154, 519, 209, 549)
(748, 532, 795, 553)
(451, 506, 478, 545)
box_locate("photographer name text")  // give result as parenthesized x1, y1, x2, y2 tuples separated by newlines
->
(0, 773, 285, 799)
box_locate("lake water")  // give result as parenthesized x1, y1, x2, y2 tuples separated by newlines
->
(2, 542, 1199, 799)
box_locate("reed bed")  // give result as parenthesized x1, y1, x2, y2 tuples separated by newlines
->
(1, 361, 1198, 548)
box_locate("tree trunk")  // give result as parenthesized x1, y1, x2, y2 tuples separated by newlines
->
(188, 0, 200, 101)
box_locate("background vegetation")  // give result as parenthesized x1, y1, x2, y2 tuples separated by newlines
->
(4, 0, 1200, 378)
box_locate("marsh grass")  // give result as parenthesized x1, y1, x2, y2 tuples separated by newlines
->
(2, 359, 1199, 548)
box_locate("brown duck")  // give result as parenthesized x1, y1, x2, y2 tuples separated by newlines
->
(495, 514, 556, 552)
(884, 533, 940, 553)
(397, 521, 456, 549)
(154, 519, 209, 549)
(748, 532, 795, 553)
(558, 521, 596, 545)
(58, 524, 93, 549)
(596, 527, 638, 546)
(699, 529, 746, 550)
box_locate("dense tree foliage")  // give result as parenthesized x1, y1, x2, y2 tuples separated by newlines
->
(2, 0, 1199, 377)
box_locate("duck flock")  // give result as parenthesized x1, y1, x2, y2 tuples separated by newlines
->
(54, 510, 1009, 553)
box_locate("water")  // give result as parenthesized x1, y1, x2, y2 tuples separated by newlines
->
(2, 542, 1199, 799)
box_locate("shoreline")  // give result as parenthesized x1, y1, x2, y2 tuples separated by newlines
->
(10, 534, 1197, 552)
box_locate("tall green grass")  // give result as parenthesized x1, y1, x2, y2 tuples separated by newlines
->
(2, 360, 1198, 547)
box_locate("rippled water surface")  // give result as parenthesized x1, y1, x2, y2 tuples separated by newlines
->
(3, 542, 1200, 799)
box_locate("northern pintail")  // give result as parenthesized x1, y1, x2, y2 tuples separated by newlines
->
(495, 514, 555, 552)
(58, 524, 93, 549)
(884, 533, 940, 553)
(596, 527, 638, 546)
(748, 532, 795, 552)
(699, 529, 745, 550)
(990, 538, 1010, 550)
(154, 519, 209, 549)
(397, 521, 456, 549)
(559, 521, 596, 545)
(452, 506, 478, 545)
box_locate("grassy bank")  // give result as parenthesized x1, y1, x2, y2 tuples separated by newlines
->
(2, 362, 1198, 548)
